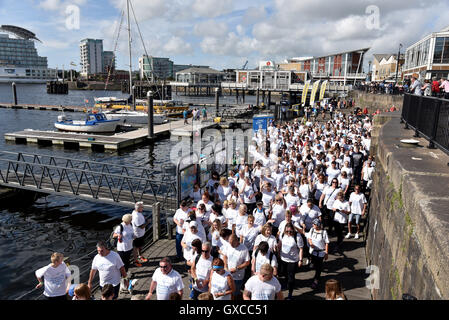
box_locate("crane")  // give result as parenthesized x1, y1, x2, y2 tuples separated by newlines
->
(242, 60, 248, 70)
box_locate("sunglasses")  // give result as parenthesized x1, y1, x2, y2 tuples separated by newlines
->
(286, 230, 294, 233)
(160, 265, 168, 269)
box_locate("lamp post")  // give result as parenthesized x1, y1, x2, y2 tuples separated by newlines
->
(368, 61, 372, 82)
(395, 43, 403, 85)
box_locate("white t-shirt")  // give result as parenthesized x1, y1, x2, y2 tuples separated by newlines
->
(306, 229, 329, 258)
(234, 214, 248, 237)
(261, 190, 276, 207)
(326, 168, 341, 184)
(91, 251, 124, 287)
(35, 263, 71, 297)
(322, 186, 341, 209)
(173, 208, 188, 234)
(209, 213, 227, 229)
(271, 204, 286, 227)
(241, 224, 260, 251)
(224, 244, 250, 281)
(197, 200, 214, 214)
(279, 234, 304, 263)
(242, 185, 257, 204)
(349, 192, 367, 215)
(217, 185, 232, 202)
(192, 255, 213, 292)
(181, 232, 201, 261)
(314, 182, 326, 201)
(208, 230, 221, 247)
(115, 223, 134, 252)
(152, 268, 184, 300)
(299, 204, 322, 230)
(332, 199, 350, 224)
(224, 208, 238, 230)
(189, 189, 203, 203)
(278, 219, 301, 235)
(244, 275, 281, 300)
(210, 271, 232, 300)
(252, 208, 267, 229)
(253, 250, 278, 273)
(132, 210, 146, 238)
(298, 184, 312, 203)
(254, 234, 277, 252)
(339, 177, 350, 192)
(285, 193, 301, 209)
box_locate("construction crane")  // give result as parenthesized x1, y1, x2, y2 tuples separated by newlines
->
(242, 60, 248, 70)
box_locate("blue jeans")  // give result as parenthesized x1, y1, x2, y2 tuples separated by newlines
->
(234, 279, 244, 297)
(176, 232, 184, 259)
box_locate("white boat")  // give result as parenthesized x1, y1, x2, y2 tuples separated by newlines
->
(54, 113, 120, 133)
(103, 109, 167, 124)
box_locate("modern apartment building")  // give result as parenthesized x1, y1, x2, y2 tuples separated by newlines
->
(0, 25, 56, 83)
(80, 38, 103, 77)
(403, 25, 449, 80)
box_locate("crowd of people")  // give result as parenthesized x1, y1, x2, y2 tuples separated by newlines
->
(357, 76, 449, 98)
(34, 103, 374, 301)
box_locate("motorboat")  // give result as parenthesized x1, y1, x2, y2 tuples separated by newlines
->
(103, 109, 167, 124)
(54, 112, 121, 133)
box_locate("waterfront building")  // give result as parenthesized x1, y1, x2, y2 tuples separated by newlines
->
(0, 25, 56, 83)
(278, 48, 370, 85)
(371, 54, 404, 82)
(102, 51, 115, 74)
(139, 55, 174, 82)
(174, 66, 224, 85)
(80, 39, 103, 77)
(402, 25, 449, 80)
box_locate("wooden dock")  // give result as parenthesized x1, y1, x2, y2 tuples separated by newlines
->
(3, 119, 219, 151)
(0, 103, 85, 112)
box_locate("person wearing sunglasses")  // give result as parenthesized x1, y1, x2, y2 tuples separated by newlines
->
(208, 258, 235, 300)
(243, 264, 283, 300)
(190, 242, 213, 300)
(145, 257, 183, 300)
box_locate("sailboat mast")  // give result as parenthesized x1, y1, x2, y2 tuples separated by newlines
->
(126, 0, 134, 110)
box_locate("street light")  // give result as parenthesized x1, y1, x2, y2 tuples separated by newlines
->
(395, 43, 403, 85)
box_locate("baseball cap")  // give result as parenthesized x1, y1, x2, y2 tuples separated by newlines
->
(312, 219, 321, 227)
(189, 221, 198, 228)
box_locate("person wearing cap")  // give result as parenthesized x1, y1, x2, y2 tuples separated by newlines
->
(181, 221, 202, 262)
(173, 200, 191, 262)
(306, 219, 329, 289)
(35, 252, 71, 300)
(131, 201, 148, 266)
(243, 264, 283, 300)
(145, 257, 184, 300)
(252, 201, 268, 230)
(113, 213, 134, 272)
(208, 258, 235, 300)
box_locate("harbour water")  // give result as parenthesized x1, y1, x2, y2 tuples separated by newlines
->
(0, 83, 256, 299)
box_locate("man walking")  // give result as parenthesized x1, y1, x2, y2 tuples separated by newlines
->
(410, 76, 422, 96)
(145, 257, 184, 300)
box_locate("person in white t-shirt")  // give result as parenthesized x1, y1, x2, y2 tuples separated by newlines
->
(217, 177, 232, 203)
(299, 199, 322, 232)
(132, 201, 149, 266)
(208, 258, 235, 300)
(173, 200, 191, 262)
(306, 219, 329, 289)
(223, 234, 250, 298)
(145, 257, 184, 300)
(189, 183, 203, 203)
(251, 241, 278, 276)
(240, 215, 260, 254)
(319, 178, 341, 235)
(277, 223, 304, 300)
(234, 204, 248, 238)
(113, 213, 135, 272)
(347, 185, 367, 239)
(181, 221, 203, 261)
(88, 241, 128, 300)
(190, 242, 214, 300)
(332, 192, 350, 252)
(268, 195, 287, 236)
(35, 252, 71, 300)
(252, 201, 268, 230)
(243, 264, 283, 300)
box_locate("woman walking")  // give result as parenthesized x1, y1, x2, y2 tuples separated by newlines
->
(35, 252, 71, 300)
(306, 219, 329, 289)
(113, 213, 134, 273)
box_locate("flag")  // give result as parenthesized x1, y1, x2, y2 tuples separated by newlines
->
(301, 80, 310, 105)
(319, 80, 328, 101)
(309, 80, 321, 106)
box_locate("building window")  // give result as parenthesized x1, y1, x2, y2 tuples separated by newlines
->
(433, 37, 445, 64)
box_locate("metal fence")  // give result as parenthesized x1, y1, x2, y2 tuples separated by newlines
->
(401, 93, 449, 154)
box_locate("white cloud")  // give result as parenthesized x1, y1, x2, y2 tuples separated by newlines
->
(193, 20, 228, 38)
(163, 36, 193, 55)
(192, 0, 234, 18)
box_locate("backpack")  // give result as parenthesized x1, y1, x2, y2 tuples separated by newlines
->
(109, 223, 124, 249)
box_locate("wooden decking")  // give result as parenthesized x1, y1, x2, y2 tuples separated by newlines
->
(101, 232, 371, 300)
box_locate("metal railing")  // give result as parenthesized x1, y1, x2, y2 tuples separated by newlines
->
(401, 93, 449, 154)
(0, 151, 178, 211)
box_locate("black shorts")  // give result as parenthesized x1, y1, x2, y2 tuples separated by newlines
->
(133, 236, 145, 248)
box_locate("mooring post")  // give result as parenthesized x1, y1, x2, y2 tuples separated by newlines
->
(147, 91, 154, 139)
(215, 88, 219, 118)
(256, 88, 260, 107)
(153, 202, 161, 242)
(12, 82, 17, 106)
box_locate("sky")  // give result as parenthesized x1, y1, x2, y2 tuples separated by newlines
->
(1, 0, 448, 72)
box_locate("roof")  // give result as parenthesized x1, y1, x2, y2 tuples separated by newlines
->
(303, 48, 370, 61)
(176, 67, 223, 74)
(373, 54, 404, 63)
(0, 25, 41, 42)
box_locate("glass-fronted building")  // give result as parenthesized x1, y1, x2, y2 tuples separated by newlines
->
(403, 26, 449, 80)
(0, 25, 56, 83)
(139, 55, 174, 81)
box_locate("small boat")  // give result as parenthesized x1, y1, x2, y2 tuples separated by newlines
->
(103, 109, 167, 124)
(55, 112, 120, 133)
